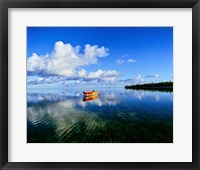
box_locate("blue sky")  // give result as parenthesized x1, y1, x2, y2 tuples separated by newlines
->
(27, 27, 173, 87)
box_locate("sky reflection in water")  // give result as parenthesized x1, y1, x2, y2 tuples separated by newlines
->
(27, 88, 173, 143)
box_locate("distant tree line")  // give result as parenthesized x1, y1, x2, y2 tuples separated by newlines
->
(125, 81, 173, 90)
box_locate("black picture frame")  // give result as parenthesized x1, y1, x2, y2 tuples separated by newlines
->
(0, 0, 199, 169)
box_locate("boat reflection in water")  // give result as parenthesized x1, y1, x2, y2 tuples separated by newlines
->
(83, 95, 98, 102)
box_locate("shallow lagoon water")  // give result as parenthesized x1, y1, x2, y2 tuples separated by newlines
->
(27, 87, 173, 143)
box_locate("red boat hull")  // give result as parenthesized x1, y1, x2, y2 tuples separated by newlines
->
(83, 91, 98, 96)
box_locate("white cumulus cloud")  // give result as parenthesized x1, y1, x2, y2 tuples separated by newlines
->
(87, 69, 120, 82)
(27, 42, 122, 85)
(116, 57, 137, 65)
(127, 59, 137, 63)
(122, 74, 144, 85)
(134, 74, 144, 84)
(116, 59, 125, 65)
(27, 41, 109, 77)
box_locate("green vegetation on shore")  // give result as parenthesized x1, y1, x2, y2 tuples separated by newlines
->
(125, 81, 173, 91)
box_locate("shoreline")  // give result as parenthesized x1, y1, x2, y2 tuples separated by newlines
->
(125, 82, 173, 91)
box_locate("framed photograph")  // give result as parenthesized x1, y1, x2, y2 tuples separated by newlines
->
(0, 0, 199, 169)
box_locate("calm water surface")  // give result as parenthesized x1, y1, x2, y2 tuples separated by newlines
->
(27, 87, 173, 143)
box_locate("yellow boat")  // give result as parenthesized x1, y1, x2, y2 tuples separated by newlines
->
(83, 90, 98, 97)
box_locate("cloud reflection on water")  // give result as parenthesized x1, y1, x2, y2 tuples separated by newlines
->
(27, 88, 173, 143)
(27, 88, 172, 106)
